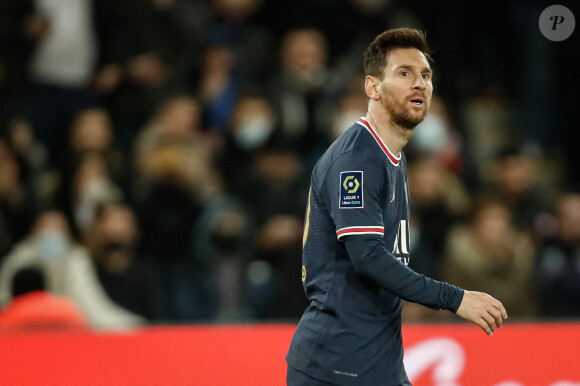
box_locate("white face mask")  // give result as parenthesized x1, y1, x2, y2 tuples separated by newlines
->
(35, 231, 69, 259)
(234, 118, 273, 150)
(410, 114, 448, 152)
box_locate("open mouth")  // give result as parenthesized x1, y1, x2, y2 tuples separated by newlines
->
(410, 98, 424, 106)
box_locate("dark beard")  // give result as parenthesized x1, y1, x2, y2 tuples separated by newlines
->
(392, 108, 426, 130)
(384, 91, 429, 130)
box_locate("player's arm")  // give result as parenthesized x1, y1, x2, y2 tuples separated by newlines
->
(345, 235, 507, 335)
(344, 234, 463, 312)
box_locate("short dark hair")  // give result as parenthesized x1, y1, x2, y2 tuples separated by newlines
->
(363, 28, 432, 78)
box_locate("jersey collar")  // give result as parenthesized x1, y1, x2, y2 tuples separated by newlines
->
(357, 117, 401, 166)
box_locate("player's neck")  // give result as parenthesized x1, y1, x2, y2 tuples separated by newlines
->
(365, 109, 412, 157)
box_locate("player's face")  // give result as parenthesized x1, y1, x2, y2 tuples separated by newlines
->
(377, 48, 433, 129)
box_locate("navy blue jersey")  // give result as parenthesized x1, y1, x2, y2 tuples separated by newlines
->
(286, 118, 464, 385)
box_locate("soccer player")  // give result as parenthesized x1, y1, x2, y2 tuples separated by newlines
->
(285, 28, 508, 385)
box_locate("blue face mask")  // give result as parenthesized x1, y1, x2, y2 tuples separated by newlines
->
(411, 114, 448, 152)
(233, 118, 273, 150)
(36, 231, 69, 259)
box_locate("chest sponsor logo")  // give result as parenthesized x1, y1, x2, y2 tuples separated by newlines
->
(339, 171, 363, 208)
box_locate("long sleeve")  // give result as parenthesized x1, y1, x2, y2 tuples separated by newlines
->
(344, 234, 464, 312)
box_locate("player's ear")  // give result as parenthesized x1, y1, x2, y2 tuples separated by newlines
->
(365, 76, 380, 100)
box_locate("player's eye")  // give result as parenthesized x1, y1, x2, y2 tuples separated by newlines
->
(400, 71, 409, 77)
(422, 73, 431, 80)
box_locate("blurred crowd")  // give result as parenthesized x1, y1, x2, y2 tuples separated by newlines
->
(0, 0, 579, 330)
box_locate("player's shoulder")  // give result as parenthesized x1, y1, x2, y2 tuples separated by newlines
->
(311, 121, 384, 190)
(322, 119, 380, 166)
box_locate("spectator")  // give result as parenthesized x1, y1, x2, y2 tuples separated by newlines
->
(0, 209, 144, 329)
(0, 137, 36, 260)
(192, 195, 254, 322)
(267, 27, 339, 164)
(198, 43, 238, 136)
(86, 204, 157, 320)
(484, 145, 553, 237)
(64, 108, 127, 185)
(146, 0, 208, 94)
(67, 152, 124, 241)
(218, 92, 277, 194)
(206, 0, 274, 91)
(441, 195, 538, 319)
(91, 0, 175, 151)
(234, 147, 309, 319)
(4, 117, 53, 207)
(0, 266, 87, 330)
(20, 0, 105, 165)
(535, 191, 580, 318)
(406, 152, 471, 280)
(132, 94, 224, 321)
(133, 94, 223, 202)
(0, 1, 42, 129)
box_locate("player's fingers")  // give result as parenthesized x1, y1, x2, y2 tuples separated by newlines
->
(478, 317, 493, 336)
(488, 307, 503, 328)
(490, 298, 508, 320)
(481, 312, 496, 334)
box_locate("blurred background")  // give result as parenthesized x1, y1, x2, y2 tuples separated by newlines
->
(0, 0, 578, 331)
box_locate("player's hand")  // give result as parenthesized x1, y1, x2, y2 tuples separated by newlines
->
(455, 290, 508, 336)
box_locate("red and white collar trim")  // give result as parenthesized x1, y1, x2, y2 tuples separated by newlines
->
(357, 117, 400, 166)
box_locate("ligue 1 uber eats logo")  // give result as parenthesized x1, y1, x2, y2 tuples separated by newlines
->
(340, 171, 363, 208)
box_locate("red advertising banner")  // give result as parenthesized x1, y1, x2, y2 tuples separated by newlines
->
(0, 322, 578, 385)
(402, 323, 580, 386)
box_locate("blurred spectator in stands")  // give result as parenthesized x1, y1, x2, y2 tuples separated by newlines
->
(199, 43, 238, 137)
(482, 145, 554, 238)
(0, 1, 39, 131)
(218, 92, 276, 194)
(133, 94, 223, 203)
(267, 27, 339, 164)
(65, 108, 127, 186)
(86, 204, 157, 320)
(91, 0, 174, 152)
(0, 137, 37, 260)
(0, 209, 144, 329)
(146, 0, 208, 93)
(535, 191, 580, 318)
(0, 266, 87, 331)
(67, 153, 124, 242)
(19, 0, 107, 165)
(406, 152, 471, 280)
(53, 108, 128, 227)
(5, 117, 55, 207)
(441, 195, 538, 319)
(249, 211, 307, 320)
(192, 196, 254, 322)
(206, 0, 274, 91)
(132, 94, 223, 321)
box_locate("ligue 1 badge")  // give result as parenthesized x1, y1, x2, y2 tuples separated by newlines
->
(339, 171, 363, 209)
